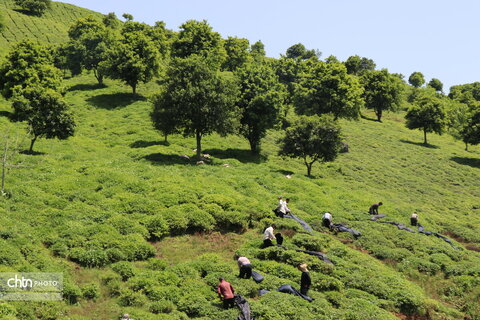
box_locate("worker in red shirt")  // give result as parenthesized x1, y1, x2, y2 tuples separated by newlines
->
(217, 277, 235, 309)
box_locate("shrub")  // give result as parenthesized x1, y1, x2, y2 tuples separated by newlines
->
(81, 283, 100, 300)
(146, 258, 168, 271)
(63, 282, 82, 304)
(162, 207, 189, 234)
(112, 261, 135, 281)
(149, 300, 175, 314)
(70, 248, 109, 267)
(143, 215, 169, 240)
(292, 233, 331, 252)
(118, 289, 147, 307)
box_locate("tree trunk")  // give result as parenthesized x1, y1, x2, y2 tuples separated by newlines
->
(423, 130, 428, 145)
(29, 136, 37, 154)
(465, 142, 468, 151)
(1, 141, 7, 195)
(375, 109, 382, 122)
(196, 131, 202, 160)
(249, 138, 259, 154)
(132, 84, 136, 94)
(164, 134, 168, 143)
(306, 163, 312, 176)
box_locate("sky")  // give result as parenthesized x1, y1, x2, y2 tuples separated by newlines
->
(60, 0, 480, 93)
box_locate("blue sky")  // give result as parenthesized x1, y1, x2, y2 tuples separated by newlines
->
(60, 0, 480, 93)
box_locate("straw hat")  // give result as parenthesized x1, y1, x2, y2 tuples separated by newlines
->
(298, 264, 308, 272)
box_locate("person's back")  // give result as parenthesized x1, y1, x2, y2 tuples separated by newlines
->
(263, 224, 276, 247)
(322, 212, 332, 228)
(410, 213, 418, 226)
(217, 278, 235, 308)
(369, 202, 383, 215)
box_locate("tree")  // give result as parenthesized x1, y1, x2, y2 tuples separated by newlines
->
(14, 0, 51, 16)
(236, 63, 285, 153)
(250, 41, 266, 61)
(151, 55, 239, 160)
(103, 12, 120, 29)
(362, 69, 404, 121)
(405, 92, 446, 144)
(0, 40, 62, 99)
(102, 31, 161, 93)
(278, 115, 342, 176)
(11, 87, 75, 153)
(408, 72, 425, 88)
(171, 20, 226, 69)
(449, 82, 480, 108)
(285, 43, 320, 60)
(222, 37, 250, 71)
(428, 78, 443, 93)
(66, 17, 112, 84)
(122, 13, 133, 21)
(344, 55, 376, 75)
(447, 102, 479, 150)
(294, 60, 364, 120)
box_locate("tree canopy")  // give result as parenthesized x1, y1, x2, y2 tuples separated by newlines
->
(428, 78, 443, 93)
(285, 43, 320, 60)
(236, 63, 285, 153)
(152, 55, 239, 160)
(408, 72, 425, 88)
(222, 37, 250, 71)
(344, 55, 376, 75)
(405, 91, 447, 144)
(278, 115, 342, 176)
(14, 0, 51, 16)
(362, 69, 404, 121)
(0, 40, 62, 99)
(294, 60, 364, 120)
(11, 86, 75, 153)
(171, 20, 225, 69)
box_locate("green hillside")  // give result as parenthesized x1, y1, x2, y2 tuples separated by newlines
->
(0, 72, 479, 319)
(0, 0, 102, 57)
(1, 2, 480, 320)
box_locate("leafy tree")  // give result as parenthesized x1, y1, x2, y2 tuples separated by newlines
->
(344, 55, 376, 75)
(103, 12, 120, 29)
(324, 55, 340, 63)
(405, 92, 447, 144)
(0, 40, 62, 99)
(66, 17, 112, 84)
(278, 115, 342, 176)
(449, 82, 480, 108)
(150, 90, 180, 143)
(428, 78, 443, 93)
(102, 31, 161, 93)
(222, 37, 250, 71)
(14, 0, 51, 16)
(408, 72, 425, 88)
(11, 87, 75, 153)
(151, 55, 239, 160)
(171, 20, 225, 69)
(250, 40, 266, 61)
(285, 43, 320, 60)
(461, 109, 480, 150)
(236, 63, 285, 153)
(53, 42, 84, 77)
(362, 69, 404, 121)
(122, 13, 133, 21)
(294, 60, 364, 120)
(447, 102, 478, 150)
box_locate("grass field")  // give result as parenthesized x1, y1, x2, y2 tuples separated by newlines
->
(1, 1, 480, 318)
(0, 71, 479, 319)
(0, 0, 102, 57)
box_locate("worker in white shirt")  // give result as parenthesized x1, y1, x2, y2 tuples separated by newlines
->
(322, 212, 332, 229)
(410, 213, 418, 226)
(263, 224, 276, 247)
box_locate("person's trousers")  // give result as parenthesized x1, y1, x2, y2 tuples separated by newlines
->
(263, 239, 273, 248)
(300, 286, 309, 296)
(239, 264, 252, 279)
(411, 218, 418, 226)
(223, 297, 235, 309)
(323, 219, 331, 228)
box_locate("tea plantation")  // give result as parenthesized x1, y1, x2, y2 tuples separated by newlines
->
(0, 1, 479, 319)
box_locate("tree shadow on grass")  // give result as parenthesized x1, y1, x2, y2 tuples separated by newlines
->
(20, 150, 45, 156)
(274, 169, 294, 176)
(68, 83, 107, 92)
(87, 93, 146, 110)
(130, 140, 169, 148)
(400, 139, 440, 149)
(143, 153, 192, 165)
(0, 111, 12, 119)
(451, 156, 480, 169)
(203, 148, 266, 164)
(13, 9, 39, 16)
(361, 114, 379, 122)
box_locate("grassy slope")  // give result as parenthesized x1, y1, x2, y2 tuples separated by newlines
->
(0, 0, 102, 57)
(0, 73, 479, 319)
